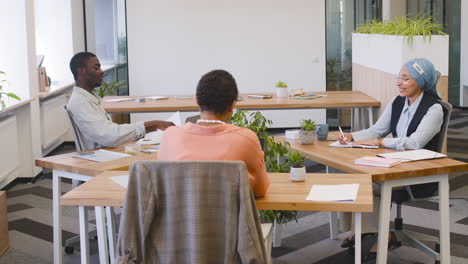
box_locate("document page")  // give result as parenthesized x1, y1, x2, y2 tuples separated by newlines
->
(329, 141, 378, 149)
(103, 98, 132, 103)
(377, 149, 447, 161)
(306, 184, 360, 202)
(137, 111, 182, 145)
(72, 149, 131, 163)
(111, 175, 129, 189)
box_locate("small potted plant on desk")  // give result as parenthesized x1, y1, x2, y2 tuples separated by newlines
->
(299, 119, 316, 145)
(286, 151, 307, 182)
(275, 81, 288, 98)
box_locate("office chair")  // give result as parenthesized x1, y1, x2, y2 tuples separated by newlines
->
(391, 100, 452, 264)
(62, 105, 99, 254)
(115, 160, 273, 264)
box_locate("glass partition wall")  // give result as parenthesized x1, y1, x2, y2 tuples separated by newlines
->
(325, 0, 382, 127)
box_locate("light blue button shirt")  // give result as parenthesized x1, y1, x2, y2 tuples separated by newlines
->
(352, 92, 444, 150)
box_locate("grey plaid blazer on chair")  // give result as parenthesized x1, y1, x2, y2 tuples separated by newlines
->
(115, 160, 267, 264)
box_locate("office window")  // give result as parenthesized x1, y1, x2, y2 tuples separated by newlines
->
(325, 0, 382, 126)
(0, 0, 30, 101)
(407, 0, 461, 105)
(85, 0, 128, 95)
(35, 0, 75, 85)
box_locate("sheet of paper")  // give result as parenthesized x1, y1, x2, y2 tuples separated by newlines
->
(329, 141, 378, 149)
(146, 96, 169, 100)
(72, 149, 131, 163)
(103, 98, 132, 103)
(137, 111, 182, 144)
(377, 149, 447, 161)
(111, 175, 129, 189)
(306, 184, 360, 202)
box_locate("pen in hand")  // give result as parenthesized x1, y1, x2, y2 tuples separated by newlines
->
(338, 126, 347, 144)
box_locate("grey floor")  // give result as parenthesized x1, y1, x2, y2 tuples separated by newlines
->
(2, 108, 468, 264)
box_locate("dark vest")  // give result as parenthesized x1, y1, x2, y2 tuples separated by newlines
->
(390, 93, 444, 198)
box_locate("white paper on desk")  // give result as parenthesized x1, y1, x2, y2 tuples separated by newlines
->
(377, 149, 447, 161)
(137, 111, 182, 145)
(329, 141, 378, 149)
(111, 175, 129, 189)
(103, 98, 132, 103)
(72, 149, 131, 163)
(306, 184, 360, 202)
(146, 95, 169, 100)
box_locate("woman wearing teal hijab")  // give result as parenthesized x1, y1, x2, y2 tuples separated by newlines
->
(338, 58, 445, 261)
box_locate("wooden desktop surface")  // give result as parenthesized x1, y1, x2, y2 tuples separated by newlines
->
(102, 91, 380, 113)
(61, 171, 373, 212)
(279, 134, 468, 182)
(35, 146, 158, 176)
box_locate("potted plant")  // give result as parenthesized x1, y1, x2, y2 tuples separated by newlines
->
(352, 14, 448, 121)
(275, 81, 288, 98)
(0, 71, 21, 109)
(286, 151, 307, 182)
(299, 119, 316, 145)
(94, 80, 126, 98)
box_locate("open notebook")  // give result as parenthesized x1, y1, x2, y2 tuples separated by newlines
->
(329, 141, 378, 149)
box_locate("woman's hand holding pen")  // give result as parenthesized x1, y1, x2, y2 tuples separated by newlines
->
(338, 132, 353, 144)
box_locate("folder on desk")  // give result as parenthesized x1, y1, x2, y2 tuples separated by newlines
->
(377, 149, 447, 161)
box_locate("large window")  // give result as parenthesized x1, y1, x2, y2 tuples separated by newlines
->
(407, 0, 461, 105)
(325, 0, 382, 126)
(0, 0, 30, 102)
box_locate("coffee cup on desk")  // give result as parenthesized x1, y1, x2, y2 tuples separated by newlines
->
(316, 124, 329, 140)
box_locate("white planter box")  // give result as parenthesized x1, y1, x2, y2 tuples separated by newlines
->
(352, 33, 449, 75)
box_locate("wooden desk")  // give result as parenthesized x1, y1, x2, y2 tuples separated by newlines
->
(35, 147, 157, 264)
(61, 171, 373, 264)
(280, 136, 468, 264)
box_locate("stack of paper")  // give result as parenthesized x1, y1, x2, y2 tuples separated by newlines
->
(306, 184, 360, 202)
(72, 150, 131, 163)
(354, 156, 402, 167)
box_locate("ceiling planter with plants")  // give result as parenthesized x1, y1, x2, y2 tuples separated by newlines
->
(351, 14, 448, 127)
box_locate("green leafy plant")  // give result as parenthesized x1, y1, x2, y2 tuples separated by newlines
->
(95, 80, 126, 98)
(300, 119, 316, 131)
(286, 151, 307, 168)
(0, 71, 21, 109)
(230, 111, 298, 224)
(275, 81, 288, 88)
(354, 13, 447, 46)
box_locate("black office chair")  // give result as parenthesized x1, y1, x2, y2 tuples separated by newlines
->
(391, 100, 452, 264)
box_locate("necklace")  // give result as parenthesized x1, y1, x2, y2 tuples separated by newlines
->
(196, 119, 226, 125)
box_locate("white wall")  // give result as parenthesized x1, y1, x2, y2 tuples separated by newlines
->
(461, 0, 468, 106)
(127, 0, 326, 127)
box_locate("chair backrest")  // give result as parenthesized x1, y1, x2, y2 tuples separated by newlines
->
(435, 101, 452, 153)
(185, 114, 200, 124)
(63, 105, 84, 152)
(116, 160, 267, 264)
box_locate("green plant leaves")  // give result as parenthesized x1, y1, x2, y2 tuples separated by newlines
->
(354, 13, 447, 47)
(300, 119, 316, 131)
(275, 81, 287, 88)
(95, 80, 126, 98)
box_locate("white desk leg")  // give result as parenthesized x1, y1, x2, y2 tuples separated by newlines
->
(79, 206, 90, 264)
(368, 107, 374, 127)
(376, 182, 392, 264)
(96, 206, 110, 264)
(355, 212, 362, 264)
(273, 221, 282, 247)
(439, 174, 451, 264)
(53, 171, 62, 264)
(106, 207, 117, 264)
(329, 212, 339, 240)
